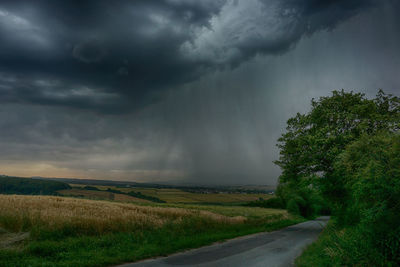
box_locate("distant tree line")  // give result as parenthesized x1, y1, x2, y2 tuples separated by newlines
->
(0, 176, 71, 195)
(83, 185, 101, 191)
(105, 188, 166, 203)
(50, 177, 271, 194)
(243, 197, 285, 209)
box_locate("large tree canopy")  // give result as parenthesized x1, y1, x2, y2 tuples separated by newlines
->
(275, 90, 400, 209)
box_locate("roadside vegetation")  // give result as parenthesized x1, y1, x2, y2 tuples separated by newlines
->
(273, 90, 399, 266)
(0, 195, 303, 266)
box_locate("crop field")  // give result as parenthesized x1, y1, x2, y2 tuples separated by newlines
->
(65, 184, 271, 204)
(57, 189, 152, 203)
(0, 195, 244, 235)
(0, 194, 301, 267)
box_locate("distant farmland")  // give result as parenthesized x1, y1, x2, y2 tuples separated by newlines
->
(63, 184, 271, 204)
(57, 188, 152, 203)
(0, 195, 245, 234)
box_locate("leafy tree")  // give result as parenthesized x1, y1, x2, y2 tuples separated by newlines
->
(275, 90, 399, 214)
(275, 90, 400, 264)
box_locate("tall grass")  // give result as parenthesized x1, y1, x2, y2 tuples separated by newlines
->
(0, 195, 245, 238)
(0, 195, 302, 266)
(296, 218, 399, 267)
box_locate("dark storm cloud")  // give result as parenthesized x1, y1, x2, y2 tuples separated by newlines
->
(182, 0, 376, 66)
(0, 0, 224, 112)
(0, 0, 380, 113)
(0, 0, 399, 184)
(72, 39, 108, 63)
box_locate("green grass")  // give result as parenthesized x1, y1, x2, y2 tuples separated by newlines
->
(66, 185, 271, 204)
(164, 203, 287, 219)
(1, 216, 303, 267)
(295, 218, 398, 267)
(296, 219, 337, 267)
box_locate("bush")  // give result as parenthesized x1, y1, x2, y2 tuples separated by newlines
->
(244, 197, 284, 209)
(334, 132, 400, 263)
(264, 197, 285, 208)
(299, 132, 400, 266)
(286, 199, 300, 215)
(276, 180, 327, 218)
(83, 186, 100, 191)
(297, 219, 397, 267)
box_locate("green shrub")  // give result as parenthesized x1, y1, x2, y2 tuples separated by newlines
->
(276, 181, 326, 218)
(297, 219, 396, 267)
(244, 197, 284, 209)
(298, 132, 400, 266)
(83, 186, 100, 191)
(286, 199, 300, 215)
(335, 133, 400, 263)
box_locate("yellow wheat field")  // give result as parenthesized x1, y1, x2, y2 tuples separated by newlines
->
(0, 195, 245, 234)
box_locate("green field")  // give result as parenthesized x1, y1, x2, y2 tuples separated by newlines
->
(165, 204, 286, 219)
(0, 194, 301, 267)
(58, 188, 153, 203)
(64, 184, 271, 204)
(0, 179, 292, 267)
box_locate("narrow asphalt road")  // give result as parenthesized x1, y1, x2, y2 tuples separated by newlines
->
(118, 216, 329, 267)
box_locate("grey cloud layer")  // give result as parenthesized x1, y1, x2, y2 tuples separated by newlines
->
(0, 0, 377, 113)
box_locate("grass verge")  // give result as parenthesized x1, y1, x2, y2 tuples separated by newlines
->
(295, 218, 398, 267)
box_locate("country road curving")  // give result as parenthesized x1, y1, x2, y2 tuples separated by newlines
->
(118, 216, 329, 267)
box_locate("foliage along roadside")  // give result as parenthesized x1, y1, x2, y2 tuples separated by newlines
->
(274, 89, 399, 265)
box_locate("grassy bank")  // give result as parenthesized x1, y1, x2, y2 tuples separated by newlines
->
(0, 195, 303, 267)
(296, 218, 399, 267)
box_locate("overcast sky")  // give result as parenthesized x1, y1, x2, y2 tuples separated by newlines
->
(0, 0, 399, 185)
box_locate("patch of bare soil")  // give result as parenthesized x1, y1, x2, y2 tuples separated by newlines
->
(0, 228, 29, 249)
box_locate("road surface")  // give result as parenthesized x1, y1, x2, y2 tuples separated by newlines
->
(118, 216, 329, 267)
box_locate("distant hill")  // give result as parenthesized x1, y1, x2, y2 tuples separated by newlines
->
(35, 177, 275, 194)
(0, 176, 71, 195)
